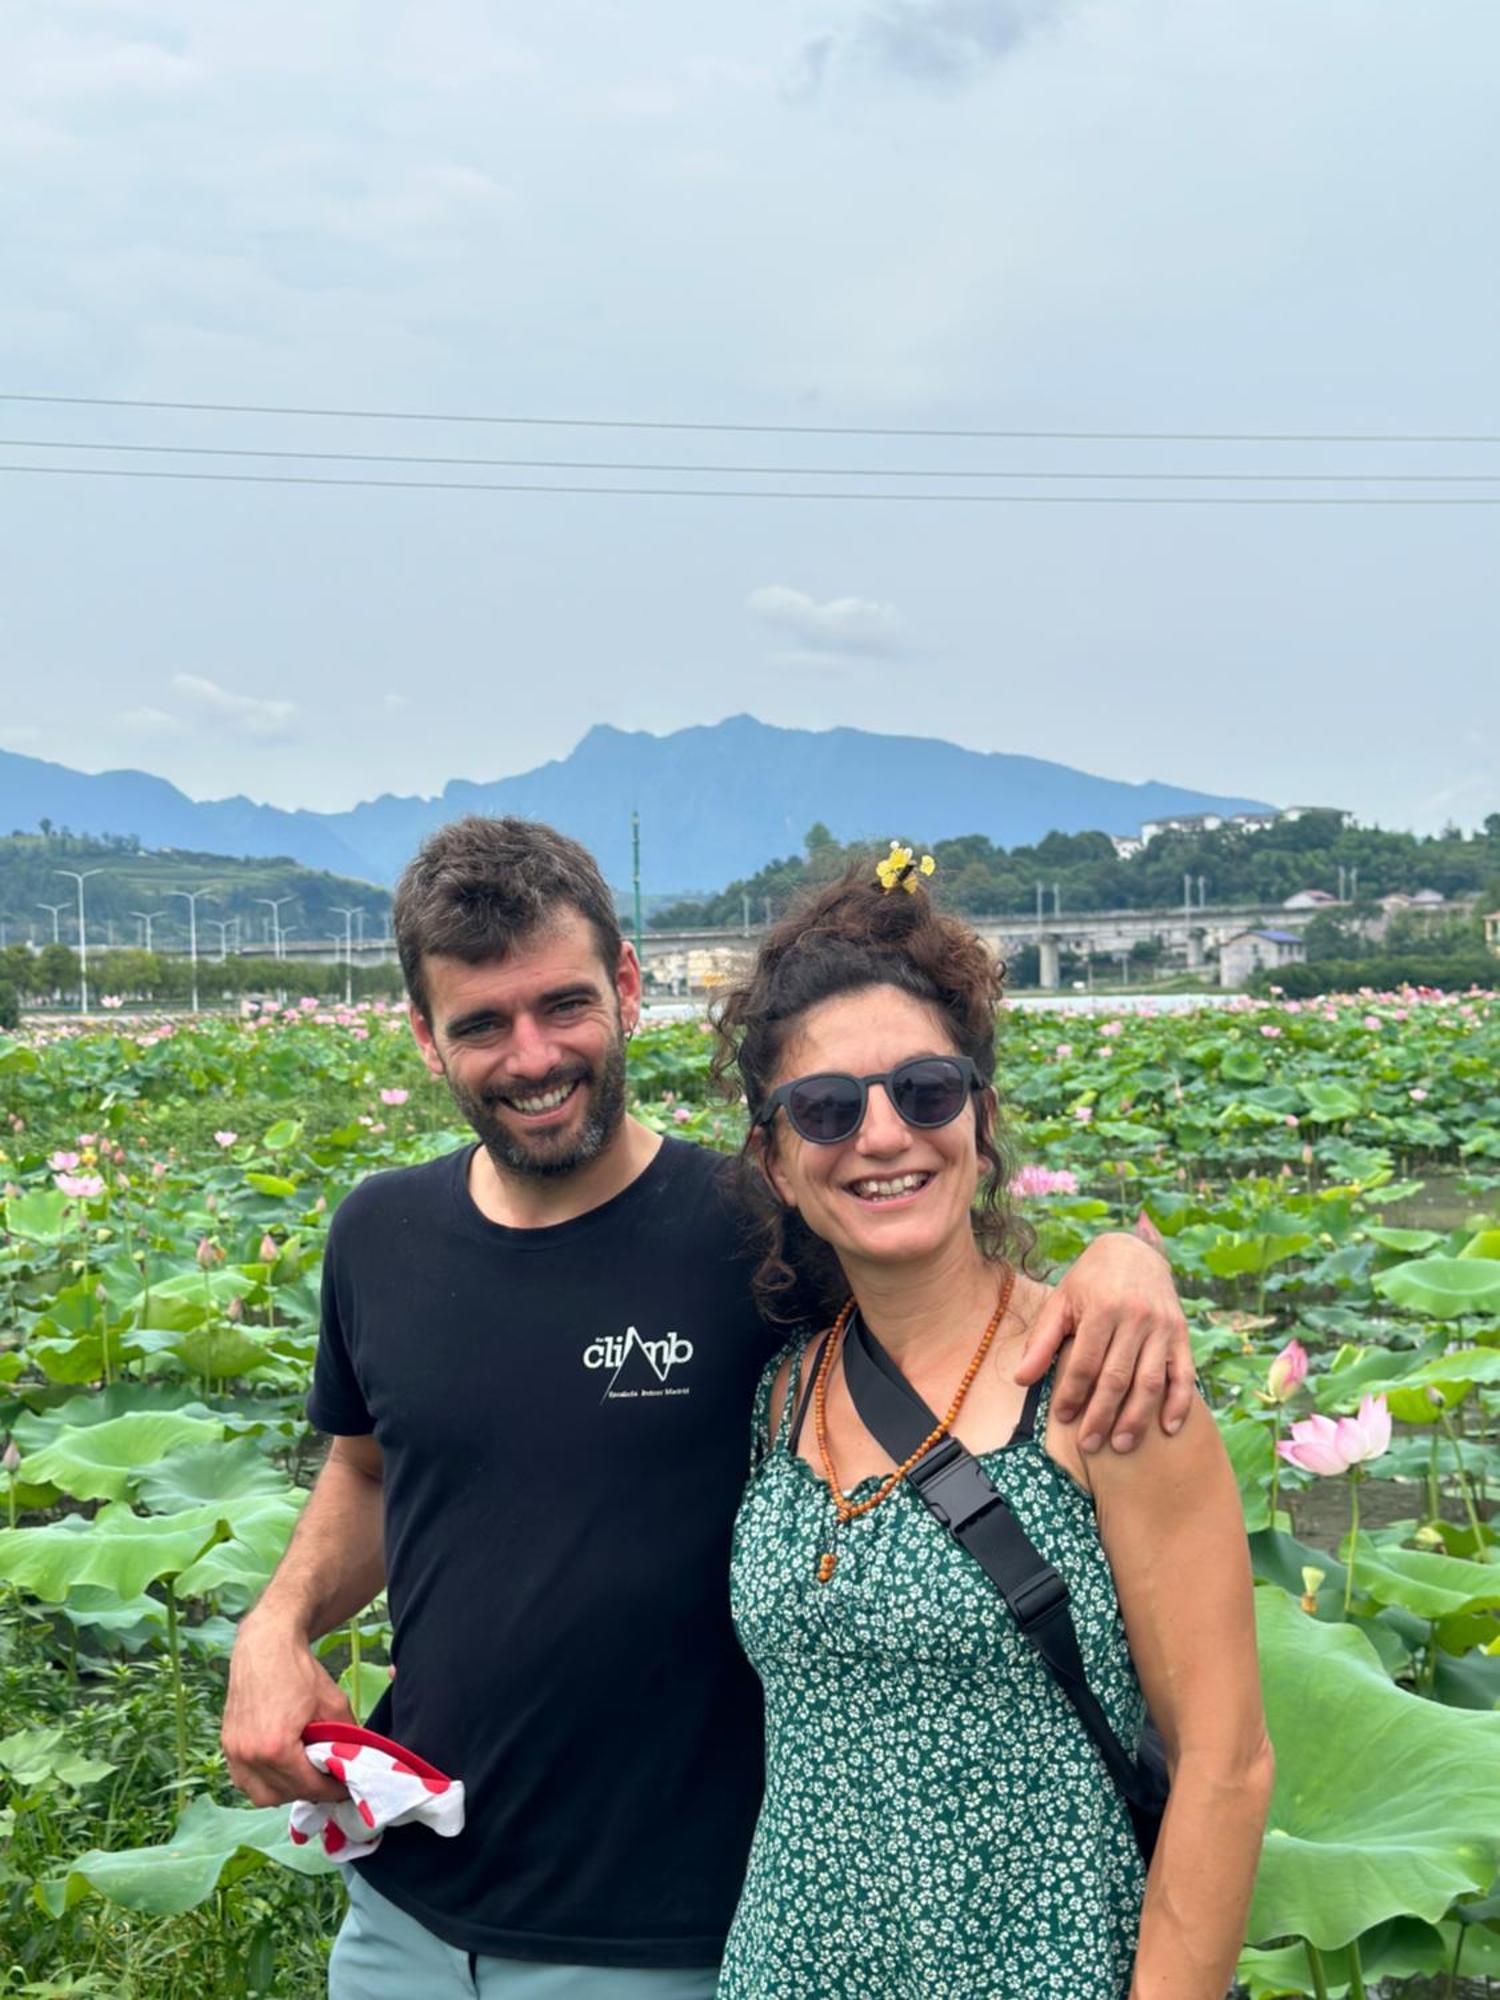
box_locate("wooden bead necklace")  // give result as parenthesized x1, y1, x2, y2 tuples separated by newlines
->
(812, 1262, 1017, 1583)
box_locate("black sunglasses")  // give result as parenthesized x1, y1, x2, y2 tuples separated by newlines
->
(755, 1054, 982, 1147)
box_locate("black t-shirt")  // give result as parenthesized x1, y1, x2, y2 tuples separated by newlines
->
(307, 1138, 786, 1967)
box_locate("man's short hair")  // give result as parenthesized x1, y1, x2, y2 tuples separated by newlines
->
(393, 816, 624, 1021)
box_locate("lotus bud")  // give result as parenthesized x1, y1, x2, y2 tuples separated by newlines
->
(314, 1195, 327, 1213)
(204, 1193, 218, 1213)
(226, 1295, 244, 1323)
(2, 1438, 19, 1475)
(196, 1236, 222, 1269)
(1266, 1339, 1309, 1403)
(259, 1233, 278, 1263)
(1299, 1565, 1325, 1614)
(1413, 1524, 1444, 1551)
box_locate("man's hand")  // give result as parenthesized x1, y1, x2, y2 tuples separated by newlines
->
(222, 1610, 357, 1807)
(1014, 1229, 1194, 1453)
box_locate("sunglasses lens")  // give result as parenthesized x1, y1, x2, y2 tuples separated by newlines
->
(786, 1075, 864, 1144)
(891, 1058, 969, 1128)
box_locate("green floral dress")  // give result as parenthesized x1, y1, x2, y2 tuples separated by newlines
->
(718, 1342, 1147, 2000)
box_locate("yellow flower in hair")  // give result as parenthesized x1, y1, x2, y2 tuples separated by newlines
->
(875, 840, 937, 894)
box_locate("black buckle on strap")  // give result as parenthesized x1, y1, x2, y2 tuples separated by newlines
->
(1009, 1567, 1071, 1633)
(907, 1439, 1004, 1535)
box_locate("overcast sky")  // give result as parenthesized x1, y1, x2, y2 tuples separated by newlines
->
(2, 0, 1496, 834)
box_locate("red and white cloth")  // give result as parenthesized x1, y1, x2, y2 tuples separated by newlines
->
(289, 1723, 466, 1863)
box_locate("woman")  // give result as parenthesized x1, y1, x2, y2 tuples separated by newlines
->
(712, 857, 1271, 2000)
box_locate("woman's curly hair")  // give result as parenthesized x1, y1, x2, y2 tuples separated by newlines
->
(710, 862, 1036, 1322)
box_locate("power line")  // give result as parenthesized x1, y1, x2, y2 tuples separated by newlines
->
(3, 391, 1499, 445)
(3, 436, 1499, 482)
(3, 461, 1499, 503)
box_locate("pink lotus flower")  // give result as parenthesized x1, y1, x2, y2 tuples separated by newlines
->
(672, 1106, 694, 1125)
(213, 1131, 237, 1148)
(1099, 1020, 1123, 1038)
(379, 1087, 409, 1106)
(1260, 1025, 1281, 1038)
(1408, 1087, 1428, 1102)
(101, 995, 123, 1009)
(259, 1233, 278, 1263)
(1266, 1339, 1309, 1403)
(49, 1150, 80, 1172)
(1010, 1164, 1080, 1198)
(1278, 1394, 1391, 1476)
(1073, 1104, 1094, 1124)
(1054, 1043, 1073, 1060)
(55, 1172, 104, 1199)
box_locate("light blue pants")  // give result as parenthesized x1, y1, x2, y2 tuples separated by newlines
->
(328, 1871, 720, 2000)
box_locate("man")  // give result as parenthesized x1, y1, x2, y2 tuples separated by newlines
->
(223, 816, 1195, 1998)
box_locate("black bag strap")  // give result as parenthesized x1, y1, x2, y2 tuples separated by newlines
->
(842, 1311, 1153, 1814)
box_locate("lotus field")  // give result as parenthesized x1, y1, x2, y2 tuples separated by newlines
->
(2, 990, 1499, 1998)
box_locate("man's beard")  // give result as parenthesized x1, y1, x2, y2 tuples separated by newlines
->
(443, 1033, 629, 1181)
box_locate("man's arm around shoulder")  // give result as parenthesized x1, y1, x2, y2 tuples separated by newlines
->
(222, 1432, 386, 1806)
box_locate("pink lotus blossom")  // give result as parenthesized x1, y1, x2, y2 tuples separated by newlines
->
(49, 1150, 80, 1172)
(1266, 1339, 1309, 1403)
(1408, 1087, 1428, 1102)
(151, 1161, 168, 1180)
(1285, 1115, 1299, 1128)
(379, 1087, 409, 1106)
(672, 1106, 694, 1125)
(213, 1131, 237, 1148)
(1010, 1164, 1080, 1198)
(77, 1133, 97, 1147)
(101, 995, 123, 1009)
(1260, 1025, 1281, 1038)
(1099, 1020, 1123, 1038)
(1278, 1394, 1391, 1476)
(1073, 1104, 1094, 1124)
(1363, 1014, 1381, 1031)
(1054, 1043, 1073, 1060)
(55, 1172, 104, 1199)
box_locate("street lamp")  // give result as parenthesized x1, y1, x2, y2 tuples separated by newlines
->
(168, 889, 216, 1013)
(255, 895, 295, 959)
(54, 869, 103, 1014)
(204, 917, 238, 962)
(38, 902, 67, 944)
(130, 909, 168, 952)
(332, 905, 365, 1007)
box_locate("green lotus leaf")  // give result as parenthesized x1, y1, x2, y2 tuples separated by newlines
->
(1373, 1256, 1500, 1319)
(169, 1322, 275, 1380)
(1363, 1225, 1446, 1254)
(1342, 1536, 1500, 1622)
(1218, 1414, 1275, 1533)
(1301, 1081, 1362, 1122)
(0, 1505, 230, 1601)
(18, 1413, 225, 1502)
(174, 1492, 306, 1596)
(244, 1171, 298, 1197)
(1461, 1228, 1500, 1260)
(3, 1188, 73, 1244)
(1250, 1587, 1500, 1950)
(1202, 1231, 1314, 1280)
(135, 1438, 292, 1514)
(39, 1794, 331, 1917)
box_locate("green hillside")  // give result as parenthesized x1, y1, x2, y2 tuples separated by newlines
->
(0, 832, 390, 952)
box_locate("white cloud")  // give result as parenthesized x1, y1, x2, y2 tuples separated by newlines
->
(789, 0, 1071, 92)
(170, 675, 297, 741)
(119, 706, 190, 739)
(746, 585, 902, 656)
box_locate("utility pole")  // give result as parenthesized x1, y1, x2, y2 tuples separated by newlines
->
(54, 868, 103, 1014)
(130, 909, 167, 952)
(332, 905, 365, 1007)
(742, 891, 751, 937)
(38, 902, 66, 944)
(204, 917, 237, 962)
(169, 889, 215, 1014)
(1198, 875, 1207, 910)
(1053, 881, 1062, 918)
(631, 811, 643, 964)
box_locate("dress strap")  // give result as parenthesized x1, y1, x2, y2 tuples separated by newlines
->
(1010, 1367, 1051, 1444)
(786, 1332, 829, 1454)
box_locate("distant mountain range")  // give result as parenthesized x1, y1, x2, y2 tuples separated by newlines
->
(0, 718, 1273, 893)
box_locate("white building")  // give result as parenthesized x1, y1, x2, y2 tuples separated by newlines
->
(1283, 888, 1337, 909)
(1219, 928, 1307, 989)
